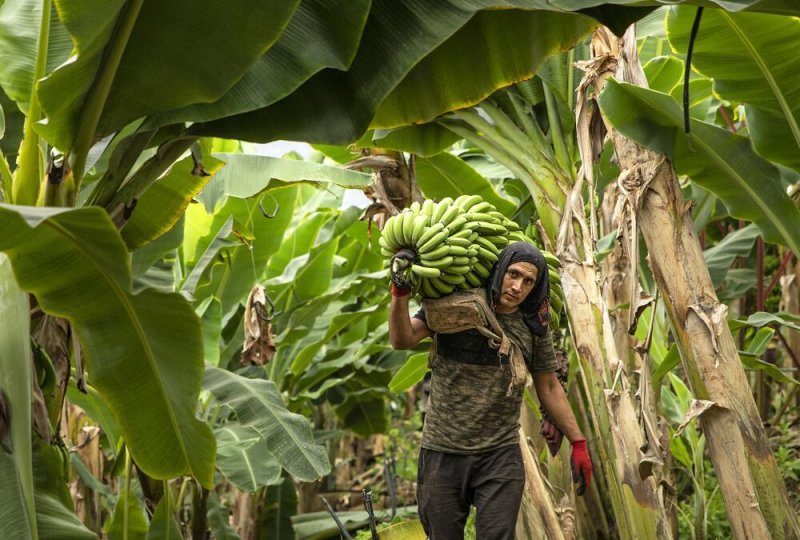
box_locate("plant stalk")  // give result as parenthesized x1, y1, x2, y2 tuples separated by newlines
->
(13, 0, 51, 206)
(69, 0, 145, 190)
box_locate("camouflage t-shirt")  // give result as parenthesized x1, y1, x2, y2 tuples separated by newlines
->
(414, 308, 557, 454)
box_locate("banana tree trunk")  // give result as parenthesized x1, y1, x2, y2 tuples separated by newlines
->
(600, 185, 639, 373)
(595, 27, 800, 540)
(560, 261, 671, 540)
(516, 431, 565, 540)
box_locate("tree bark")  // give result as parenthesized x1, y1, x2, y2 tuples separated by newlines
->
(595, 26, 800, 540)
(561, 262, 672, 540)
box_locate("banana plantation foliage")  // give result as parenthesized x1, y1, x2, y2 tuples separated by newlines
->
(1, 1, 800, 538)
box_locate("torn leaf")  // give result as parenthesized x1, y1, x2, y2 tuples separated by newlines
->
(240, 285, 275, 367)
(673, 399, 718, 438)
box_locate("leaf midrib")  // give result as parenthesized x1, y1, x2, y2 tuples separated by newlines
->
(213, 375, 324, 475)
(719, 12, 800, 152)
(635, 88, 800, 256)
(44, 218, 193, 472)
(219, 427, 257, 490)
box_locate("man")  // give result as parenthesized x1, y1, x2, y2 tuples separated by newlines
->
(389, 242, 592, 540)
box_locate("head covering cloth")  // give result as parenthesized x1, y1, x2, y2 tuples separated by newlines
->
(485, 241, 550, 337)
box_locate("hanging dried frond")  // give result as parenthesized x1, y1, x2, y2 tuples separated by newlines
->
(240, 285, 275, 366)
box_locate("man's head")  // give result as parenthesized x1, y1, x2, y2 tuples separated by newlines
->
(496, 261, 539, 313)
(486, 241, 551, 336)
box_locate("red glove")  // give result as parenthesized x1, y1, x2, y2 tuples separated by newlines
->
(571, 439, 592, 496)
(391, 283, 411, 297)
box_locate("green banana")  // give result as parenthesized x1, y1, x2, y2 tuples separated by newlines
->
(438, 204, 461, 227)
(447, 245, 469, 257)
(430, 277, 456, 295)
(468, 201, 493, 214)
(446, 264, 472, 275)
(416, 222, 445, 247)
(402, 210, 416, 245)
(419, 243, 451, 260)
(485, 235, 509, 246)
(410, 215, 428, 245)
(447, 237, 472, 249)
(411, 264, 442, 279)
(465, 272, 483, 287)
(476, 246, 498, 263)
(475, 236, 499, 254)
(457, 194, 484, 210)
(420, 255, 455, 269)
(420, 278, 441, 299)
(440, 272, 466, 285)
(418, 230, 449, 254)
(421, 198, 435, 218)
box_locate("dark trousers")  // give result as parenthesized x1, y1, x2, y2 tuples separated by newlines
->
(417, 445, 525, 540)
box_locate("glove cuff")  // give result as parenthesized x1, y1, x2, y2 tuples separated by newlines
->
(571, 439, 587, 451)
(391, 284, 412, 297)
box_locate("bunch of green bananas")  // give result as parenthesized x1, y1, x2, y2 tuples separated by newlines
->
(379, 195, 564, 326)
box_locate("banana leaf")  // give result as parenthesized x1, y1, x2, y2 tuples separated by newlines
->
(389, 353, 429, 394)
(121, 153, 224, 250)
(667, 6, 800, 171)
(0, 253, 35, 537)
(203, 367, 331, 482)
(146, 0, 370, 128)
(35, 0, 300, 151)
(214, 423, 282, 493)
(598, 80, 800, 257)
(260, 475, 298, 540)
(0, 204, 216, 485)
(145, 490, 182, 540)
(34, 439, 95, 540)
(703, 223, 759, 287)
(415, 153, 516, 217)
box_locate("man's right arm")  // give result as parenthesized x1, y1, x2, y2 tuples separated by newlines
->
(389, 294, 432, 350)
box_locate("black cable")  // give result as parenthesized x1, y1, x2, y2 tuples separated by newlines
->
(684, 7, 704, 134)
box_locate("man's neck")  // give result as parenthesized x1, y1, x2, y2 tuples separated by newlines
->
(495, 306, 519, 315)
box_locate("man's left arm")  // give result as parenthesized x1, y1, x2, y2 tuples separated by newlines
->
(533, 372, 593, 495)
(532, 372, 583, 443)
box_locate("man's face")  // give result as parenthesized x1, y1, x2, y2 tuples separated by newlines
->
(496, 261, 539, 313)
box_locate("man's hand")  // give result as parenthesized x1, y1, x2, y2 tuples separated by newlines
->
(540, 419, 564, 456)
(390, 248, 417, 296)
(570, 439, 592, 496)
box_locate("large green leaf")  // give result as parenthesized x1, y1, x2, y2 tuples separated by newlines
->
(260, 475, 298, 540)
(191, 2, 596, 144)
(147, 0, 370, 128)
(215, 424, 282, 493)
(643, 56, 683, 94)
(667, 6, 800, 171)
(0, 0, 71, 111)
(597, 81, 800, 256)
(388, 352, 429, 394)
(194, 189, 302, 320)
(415, 152, 516, 216)
(203, 368, 331, 481)
(334, 387, 389, 438)
(105, 470, 148, 540)
(121, 153, 224, 250)
(33, 439, 95, 540)
(0, 204, 215, 485)
(290, 304, 382, 375)
(207, 492, 241, 540)
(66, 384, 122, 453)
(371, 9, 595, 129)
(145, 490, 182, 540)
(198, 154, 371, 212)
(0, 254, 35, 538)
(37, 0, 300, 151)
(703, 223, 759, 287)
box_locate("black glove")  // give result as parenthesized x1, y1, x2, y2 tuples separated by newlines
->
(390, 248, 417, 294)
